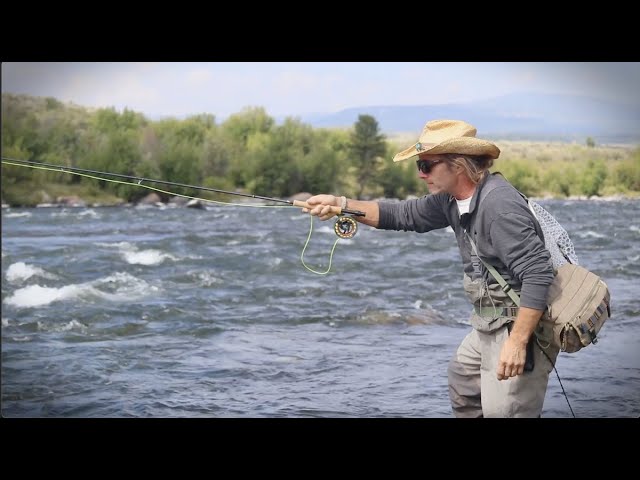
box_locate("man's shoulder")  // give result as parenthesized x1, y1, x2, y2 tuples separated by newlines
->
(480, 174, 518, 199)
(485, 172, 515, 190)
(480, 175, 528, 211)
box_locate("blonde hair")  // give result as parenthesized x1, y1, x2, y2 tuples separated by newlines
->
(446, 154, 494, 184)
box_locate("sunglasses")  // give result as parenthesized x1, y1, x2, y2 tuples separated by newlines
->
(416, 158, 443, 175)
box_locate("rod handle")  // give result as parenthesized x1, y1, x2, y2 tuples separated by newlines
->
(292, 200, 342, 215)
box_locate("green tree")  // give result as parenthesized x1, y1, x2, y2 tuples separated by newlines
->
(176, 114, 215, 145)
(222, 107, 275, 187)
(201, 129, 232, 179)
(348, 115, 387, 198)
(222, 107, 274, 146)
(82, 130, 143, 200)
(45, 97, 63, 110)
(376, 145, 420, 199)
(299, 144, 341, 194)
(243, 130, 295, 197)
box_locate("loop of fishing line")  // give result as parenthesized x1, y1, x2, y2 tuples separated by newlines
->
(2, 158, 348, 274)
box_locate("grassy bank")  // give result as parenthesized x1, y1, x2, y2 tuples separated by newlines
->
(2, 180, 125, 207)
(493, 141, 640, 198)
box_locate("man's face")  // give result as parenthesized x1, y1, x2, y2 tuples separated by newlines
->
(416, 154, 455, 194)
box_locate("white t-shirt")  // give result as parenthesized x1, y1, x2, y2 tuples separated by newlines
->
(456, 197, 472, 216)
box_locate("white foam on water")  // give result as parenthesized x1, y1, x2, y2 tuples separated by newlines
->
(196, 271, 223, 287)
(95, 241, 132, 249)
(4, 271, 158, 309)
(37, 319, 87, 332)
(95, 241, 177, 265)
(50, 209, 70, 217)
(77, 209, 100, 218)
(4, 211, 32, 218)
(267, 257, 283, 267)
(6, 262, 59, 283)
(4, 284, 91, 308)
(122, 249, 176, 265)
(576, 230, 607, 239)
(93, 272, 159, 300)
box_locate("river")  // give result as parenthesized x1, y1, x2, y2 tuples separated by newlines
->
(2, 199, 639, 417)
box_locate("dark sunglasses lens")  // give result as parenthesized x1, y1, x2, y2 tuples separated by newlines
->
(416, 160, 434, 174)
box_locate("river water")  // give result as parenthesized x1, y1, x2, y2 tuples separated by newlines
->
(2, 199, 639, 417)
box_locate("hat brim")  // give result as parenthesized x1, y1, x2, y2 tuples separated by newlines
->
(393, 138, 500, 162)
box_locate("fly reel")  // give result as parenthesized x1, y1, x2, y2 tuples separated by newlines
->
(334, 216, 358, 239)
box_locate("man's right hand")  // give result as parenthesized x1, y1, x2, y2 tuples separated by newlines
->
(302, 194, 340, 221)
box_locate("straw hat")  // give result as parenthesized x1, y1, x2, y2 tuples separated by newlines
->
(392, 119, 500, 162)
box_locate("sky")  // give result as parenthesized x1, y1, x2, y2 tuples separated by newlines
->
(2, 62, 639, 120)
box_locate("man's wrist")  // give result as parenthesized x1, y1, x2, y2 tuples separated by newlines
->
(339, 196, 347, 210)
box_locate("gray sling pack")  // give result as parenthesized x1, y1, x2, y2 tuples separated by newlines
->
(468, 176, 611, 353)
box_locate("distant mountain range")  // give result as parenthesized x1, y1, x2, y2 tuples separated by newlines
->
(287, 93, 640, 144)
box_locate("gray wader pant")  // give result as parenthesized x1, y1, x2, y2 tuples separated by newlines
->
(447, 323, 560, 418)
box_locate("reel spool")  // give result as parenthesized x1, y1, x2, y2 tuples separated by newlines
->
(334, 216, 358, 239)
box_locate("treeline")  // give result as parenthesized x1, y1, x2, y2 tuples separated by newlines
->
(2, 93, 639, 206)
(1, 93, 419, 206)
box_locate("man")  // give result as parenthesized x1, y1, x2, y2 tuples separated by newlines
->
(303, 119, 559, 418)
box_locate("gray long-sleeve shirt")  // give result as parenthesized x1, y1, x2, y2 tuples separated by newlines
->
(377, 173, 553, 310)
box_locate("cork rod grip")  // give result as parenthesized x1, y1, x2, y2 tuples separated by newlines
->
(292, 200, 342, 215)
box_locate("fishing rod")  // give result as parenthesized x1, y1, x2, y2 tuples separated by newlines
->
(1, 157, 365, 239)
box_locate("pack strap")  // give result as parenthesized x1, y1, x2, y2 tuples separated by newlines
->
(585, 291, 611, 344)
(466, 232, 521, 307)
(474, 305, 520, 318)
